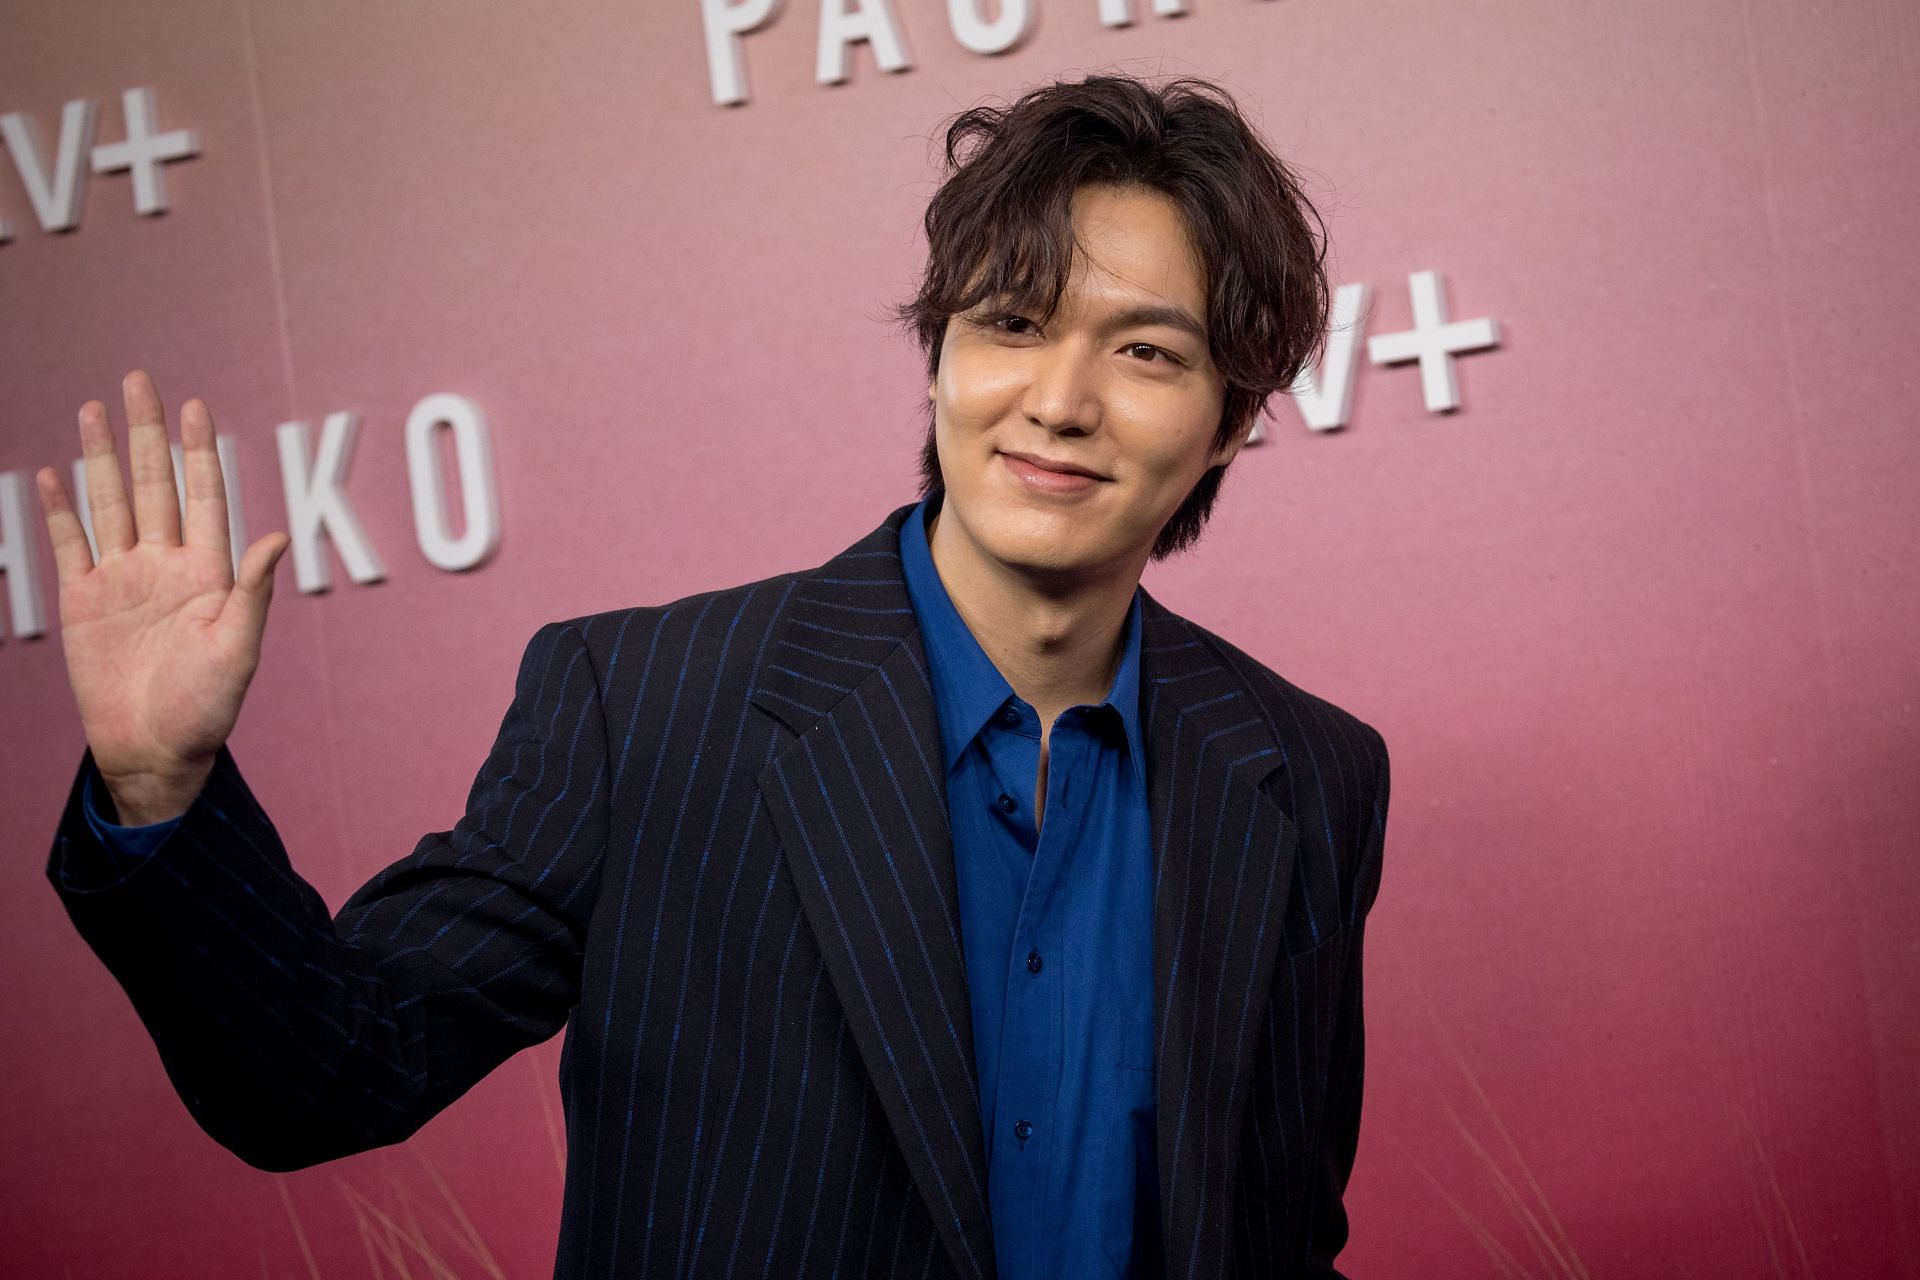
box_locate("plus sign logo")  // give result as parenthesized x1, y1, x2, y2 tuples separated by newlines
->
(0, 88, 199, 243)
(1253, 269, 1502, 440)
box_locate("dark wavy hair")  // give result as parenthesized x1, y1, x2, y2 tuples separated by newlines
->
(894, 73, 1331, 560)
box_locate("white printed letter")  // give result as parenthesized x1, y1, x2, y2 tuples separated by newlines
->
(1366, 270, 1500, 413)
(0, 471, 48, 639)
(276, 412, 386, 593)
(89, 88, 199, 216)
(70, 436, 246, 574)
(947, 0, 1031, 54)
(1099, 0, 1186, 26)
(817, 0, 912, 85)
(702, 0, 783, 107)
(405, 394, 500, 572)
(0, 99, 99, 233)
(1283, 282, 1373, 433)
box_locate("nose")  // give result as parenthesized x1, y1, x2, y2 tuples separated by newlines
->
(1018, 338, 1101, 437)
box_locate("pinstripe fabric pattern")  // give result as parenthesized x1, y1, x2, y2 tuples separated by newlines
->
(47, 502, 1387, 1279)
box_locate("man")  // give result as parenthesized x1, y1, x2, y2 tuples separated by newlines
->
(38, 75, 1388, 1278)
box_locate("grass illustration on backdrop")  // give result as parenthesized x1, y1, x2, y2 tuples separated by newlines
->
(1393, 971, 1591, 1280)
(271, 1039, 566, 1278)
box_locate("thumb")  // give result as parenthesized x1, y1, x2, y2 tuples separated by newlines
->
(220, 532, 292, 643)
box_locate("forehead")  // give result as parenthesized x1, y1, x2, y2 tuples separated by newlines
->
(944, 182, 1214, 337)
(976, 183, 1207, 326)
(1063, 184, 1207, 307)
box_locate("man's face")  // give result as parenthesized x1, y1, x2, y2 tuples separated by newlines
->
(928, 183, 1245, 585)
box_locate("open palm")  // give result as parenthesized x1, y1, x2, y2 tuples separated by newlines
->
(36, 371, 290, 825)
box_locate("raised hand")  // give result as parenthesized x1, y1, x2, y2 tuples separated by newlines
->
(35, 371, 291, 826)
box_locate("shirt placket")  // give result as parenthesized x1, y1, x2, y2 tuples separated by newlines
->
(987, 712, 1095, 1277)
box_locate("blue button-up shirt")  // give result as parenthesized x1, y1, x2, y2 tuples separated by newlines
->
(898, 496, 1159, 1280)
(85, 500, 1165, 1275)
(82, 773, 179, 855)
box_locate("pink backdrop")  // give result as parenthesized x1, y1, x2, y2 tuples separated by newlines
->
(3, 1, 1915, 1275)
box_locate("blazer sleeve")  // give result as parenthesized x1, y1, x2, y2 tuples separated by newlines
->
(45, 619, 610, 1171)
(1303, 731, 1390, 1278)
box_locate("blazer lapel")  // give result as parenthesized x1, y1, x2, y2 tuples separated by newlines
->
(1138, 594, 1300, 1280)
(747, 509, 1300, 1280)
(752, 506, 998, 1280)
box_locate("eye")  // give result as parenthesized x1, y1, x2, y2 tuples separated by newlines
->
(1123, 342, 1178, 364)
(961, 310, 1041, 338)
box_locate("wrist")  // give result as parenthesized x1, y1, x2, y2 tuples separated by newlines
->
(97, 758, 214, 827)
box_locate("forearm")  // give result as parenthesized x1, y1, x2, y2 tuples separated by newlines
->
(55, 747, 412, 1167)
(49, 620, 607, 1170)
(49, 745, 549, 1169)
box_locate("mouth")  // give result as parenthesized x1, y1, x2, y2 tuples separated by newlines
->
(998, 450, 1108, 480)
(998, 449, 1109, 495)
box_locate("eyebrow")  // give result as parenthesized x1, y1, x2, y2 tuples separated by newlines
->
(1101, 303, 1209, 346)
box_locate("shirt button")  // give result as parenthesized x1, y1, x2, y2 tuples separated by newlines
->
(997, 707, 1020, 727)
(1026, 950, 1042, 974)
(995, 793, 1018, 814)
(1013, 1119, 1033, 1142)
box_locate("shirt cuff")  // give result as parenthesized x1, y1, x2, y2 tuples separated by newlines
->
(82, 770, 183, 858)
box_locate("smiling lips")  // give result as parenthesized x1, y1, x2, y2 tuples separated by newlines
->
(999, 450, 1107, 495)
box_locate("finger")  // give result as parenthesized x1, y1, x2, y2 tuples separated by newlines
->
(79, 398, 136, 556)
(34, 466, 97, 581)
(178, 397, 233, 574)
(218, 531, 290, 652)
(123, 369, 182, 547)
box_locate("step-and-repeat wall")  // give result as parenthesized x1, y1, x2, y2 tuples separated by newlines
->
(2, 1, 1914, 1275)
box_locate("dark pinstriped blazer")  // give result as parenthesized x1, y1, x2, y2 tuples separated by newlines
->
(48, 502, 1389, 1280)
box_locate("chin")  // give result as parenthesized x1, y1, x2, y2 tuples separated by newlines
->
(990, 530, 1089, 577)
(962, 496, 1120, 578)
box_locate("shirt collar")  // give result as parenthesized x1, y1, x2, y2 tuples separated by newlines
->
(897, 494, 1147, 784)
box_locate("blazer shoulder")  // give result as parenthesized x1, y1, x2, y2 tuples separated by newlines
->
(1169, 609, 1389, 779)
(1154, 605, 1390, 921)
(537, 567, 814, 695)
(530, 504, 919, 717)
(554, 567, 806, 643)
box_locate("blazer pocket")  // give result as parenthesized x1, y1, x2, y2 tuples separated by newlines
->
(1280, 839, 1345, 959)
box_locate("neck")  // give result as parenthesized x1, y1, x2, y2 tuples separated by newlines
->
(925, 503, 1141, 721)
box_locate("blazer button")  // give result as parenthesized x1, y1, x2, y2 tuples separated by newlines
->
(1013, 1119, 1033, 1142)
(1026, 950, 1043, 974)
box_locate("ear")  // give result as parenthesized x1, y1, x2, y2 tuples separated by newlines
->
(928, 380, 937, 403)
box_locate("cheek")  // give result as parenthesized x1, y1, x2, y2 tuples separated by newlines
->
(1122, 415, 1223, 491)
(937, 345, 1026, 423)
